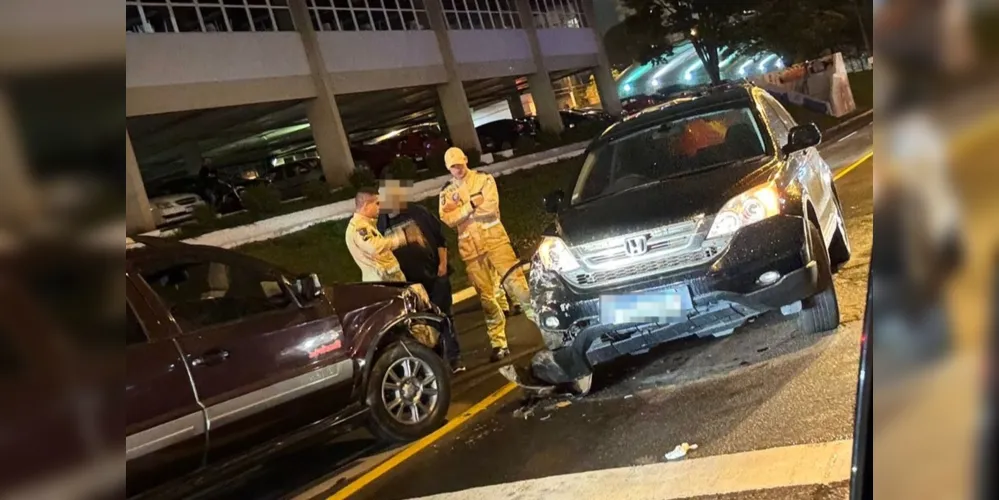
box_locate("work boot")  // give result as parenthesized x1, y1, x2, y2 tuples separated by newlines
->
(490, 347, 511, 363)
(504, 304, 523, 318)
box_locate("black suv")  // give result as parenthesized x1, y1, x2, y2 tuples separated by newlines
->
(527, 83, 851, 391)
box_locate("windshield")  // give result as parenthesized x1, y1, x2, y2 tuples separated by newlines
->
(570, 106, 769, 205)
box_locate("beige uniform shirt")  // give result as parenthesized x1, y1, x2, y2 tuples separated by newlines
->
(345, 213, 407, 282)
(439, 170, 511, 260)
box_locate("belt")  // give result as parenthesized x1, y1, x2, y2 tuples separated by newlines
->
(458, 219, 501, 239)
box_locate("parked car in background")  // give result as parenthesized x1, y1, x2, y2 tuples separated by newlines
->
(148, 191, 206, 229)
(393, 123, 450, 164)
(559, 109, 616, 129)
(528, 82, 850, 392)
(621, 94, 665, 115)
(126, 237, 454, 498)
(476, 118, 538, 153)
(263, 159, 325, 200)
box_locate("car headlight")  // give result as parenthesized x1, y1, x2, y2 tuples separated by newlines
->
(535, 236, 580, 272)
(706, 184, 782, 239)
(154, 201, 173, 210)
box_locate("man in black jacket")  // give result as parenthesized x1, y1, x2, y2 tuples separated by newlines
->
(378, 180, 465, 373)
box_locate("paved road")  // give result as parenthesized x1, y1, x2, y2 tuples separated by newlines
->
(200, 118, 874, 500)
(344, 147, 873, 500)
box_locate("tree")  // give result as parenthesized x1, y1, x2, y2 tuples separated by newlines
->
(734, 0, 858, 63)
(615, 0, 752, 85)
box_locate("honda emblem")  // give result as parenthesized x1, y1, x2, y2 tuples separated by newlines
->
(624, 236, 648, 256)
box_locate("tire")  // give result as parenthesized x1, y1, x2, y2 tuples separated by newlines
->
(828, 191, 851, 272)
(798, 279, 840, 334)
(829, 227, 851, 273)
(365, 340, 451, 442)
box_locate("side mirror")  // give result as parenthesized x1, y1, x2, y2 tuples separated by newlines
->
(781, 123, 822, 156)
(293, 273, 323, 302)
(543, 189, 564, 214)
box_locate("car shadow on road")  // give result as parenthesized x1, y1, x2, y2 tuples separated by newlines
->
(584, 311, 839, 401)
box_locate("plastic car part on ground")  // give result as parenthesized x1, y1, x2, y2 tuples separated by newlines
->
(664, 442, 699, 461)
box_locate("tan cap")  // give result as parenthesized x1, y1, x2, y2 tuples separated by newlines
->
(444, 147, 467, 168)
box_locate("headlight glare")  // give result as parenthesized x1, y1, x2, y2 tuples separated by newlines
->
(707, 184, 781, 239)
(535, 236, 580, 272)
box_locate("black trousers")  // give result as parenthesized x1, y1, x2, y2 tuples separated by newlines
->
(424, 276, 461, 364)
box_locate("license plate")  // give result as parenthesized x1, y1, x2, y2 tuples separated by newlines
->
(600, 288, 692, 325)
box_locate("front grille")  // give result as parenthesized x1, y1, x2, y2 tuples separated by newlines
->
(570, 247, 720, 287)
(175, 197, 199, 205)
(588, 234, 691, 264)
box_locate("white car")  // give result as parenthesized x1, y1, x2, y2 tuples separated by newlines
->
(150, 192, 206, 228)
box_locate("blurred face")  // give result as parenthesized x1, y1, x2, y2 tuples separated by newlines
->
(379, 181, 411, 214)
(448, 163, 469, 180)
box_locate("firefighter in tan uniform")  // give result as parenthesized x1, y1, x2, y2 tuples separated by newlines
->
(439, 147, 532, 362)
(346, 188, 423, 282)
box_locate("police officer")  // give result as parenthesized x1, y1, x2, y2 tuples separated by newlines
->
(346, 188, 423, 282)
(439, 147, 532, 362)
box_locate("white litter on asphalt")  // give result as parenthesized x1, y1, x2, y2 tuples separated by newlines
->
(664, 443, 698, 461)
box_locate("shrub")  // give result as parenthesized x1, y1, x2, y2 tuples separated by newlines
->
(535, 131, 563, 148)
(240, 184, 283, 217)
(562, 121, 605, 144)
(301, 179, 334, 203)
(426, 152, 446, 174)
(466, 149, 482, 169)
(349, 168, 378, 190)
(513, 135, 539, 156)
(191, 204, 220, 229)
(384, 156, 418, 181)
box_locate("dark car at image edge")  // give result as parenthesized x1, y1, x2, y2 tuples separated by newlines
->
(525, 82, 851, 391)
(125, 237, 454, 498)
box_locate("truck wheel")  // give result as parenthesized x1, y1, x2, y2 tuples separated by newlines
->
(366, 340, 451, 442)
(798, 280, 840, 334)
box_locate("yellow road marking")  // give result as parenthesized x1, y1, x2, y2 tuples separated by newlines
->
(833, 151, 873, 181)
(327, 382, 518, 500)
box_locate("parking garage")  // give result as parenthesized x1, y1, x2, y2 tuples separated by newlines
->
(125, 0, 621, 235)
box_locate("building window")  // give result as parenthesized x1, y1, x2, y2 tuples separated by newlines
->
(530, 0, 587, 29)
(126, 0, 297, 34)
(442, 0, 520, 30)
(308, 0, 430, 31)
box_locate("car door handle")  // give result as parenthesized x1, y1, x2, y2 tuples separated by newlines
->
(191, 348, 230, 367)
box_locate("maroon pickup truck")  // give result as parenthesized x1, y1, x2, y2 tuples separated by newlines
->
(126, 237, 453, 497)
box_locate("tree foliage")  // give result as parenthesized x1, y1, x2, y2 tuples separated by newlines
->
(607, 0, 872, 85)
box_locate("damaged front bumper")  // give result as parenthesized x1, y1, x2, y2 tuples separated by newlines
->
(528, 215, 829, 385)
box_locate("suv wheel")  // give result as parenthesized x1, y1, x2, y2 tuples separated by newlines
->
(798, 279, 840, 334)
(366, 340, 451, 442)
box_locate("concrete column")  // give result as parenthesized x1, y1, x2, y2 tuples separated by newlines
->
(126, 131, 155, 235)
(583, 0, 622, 116)
(507, 92, 526, 119)
(290, 0, 355, 186)
(425, 0, 481, 153)
(516, 0, 564, 135)
(0, 89, 39, 230)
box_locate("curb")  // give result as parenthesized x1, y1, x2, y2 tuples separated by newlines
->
(825, 109, 874, 137)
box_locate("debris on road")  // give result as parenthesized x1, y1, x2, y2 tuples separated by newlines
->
(543, 400, 572, 412)
(540, 414, 552, 421)
(664, 443, 698, 461)
(512, 402, 537, 420)
(499, 364, 557, 397)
